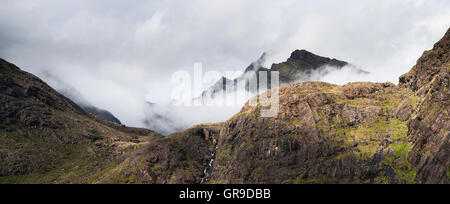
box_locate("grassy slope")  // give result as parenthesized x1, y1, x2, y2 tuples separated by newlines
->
(0, 59, 161, 184)
(207, 28, 449, 184)
(0, 110, 159, 184)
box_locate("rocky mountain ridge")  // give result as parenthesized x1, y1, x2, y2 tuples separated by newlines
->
(104, 28, 449, 184)
(198, 49, 366, 103)
(57, 88, 122, 124)
(0, 27, 448, 184)
(0, 58, 161, 183)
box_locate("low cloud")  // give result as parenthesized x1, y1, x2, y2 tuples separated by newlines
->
(304, 65, 371, 85)
(0, 0, 449, 133)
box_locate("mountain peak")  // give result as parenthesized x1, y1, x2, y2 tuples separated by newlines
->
(199, 49, 355, 100)
(269, 49, 350, 83)
(244, 52, 268, 73)
(289, 49, 315, 60)
(287, 49, 348, 68)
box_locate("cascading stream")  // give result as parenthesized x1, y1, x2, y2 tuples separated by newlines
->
(200, 145, 218, 184)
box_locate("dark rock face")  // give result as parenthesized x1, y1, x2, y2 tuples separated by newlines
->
(271, 49, 349, 83)
(399, 28, 450, 184)
(81, 105, 121, 124)
(199, 50, 353, 102)
(286, 49, 348, 71)
(400, 28, 450, 91)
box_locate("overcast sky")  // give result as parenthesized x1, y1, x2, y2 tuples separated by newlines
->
(0, 0, 449, 128)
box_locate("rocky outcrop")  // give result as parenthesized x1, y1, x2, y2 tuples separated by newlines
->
(211, 83, 404, 183)
(399, 28, 450, 184)
(95, 124, 221, 184)
(400, 28, 450, 91)
(205, 29, 450, 184)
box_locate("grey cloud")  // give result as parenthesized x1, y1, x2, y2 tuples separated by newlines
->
(0, 0, 449, 130)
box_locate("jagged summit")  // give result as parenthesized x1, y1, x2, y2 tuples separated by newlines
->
(271, 49, 350, 83)
(288, 49, 348, 68)
(244, 52, 268, 73)
(198, 49, 353, 101)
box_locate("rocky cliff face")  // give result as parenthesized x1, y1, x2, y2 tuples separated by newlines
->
(398, 28, 450, 183)
(210, 82, 416, 183)
(114, 28, 449, 184)
(205, 29, 449, 184)
(0, 27, 448, 184)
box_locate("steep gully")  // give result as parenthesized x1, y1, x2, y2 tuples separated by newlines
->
(200, 145, 218, 184)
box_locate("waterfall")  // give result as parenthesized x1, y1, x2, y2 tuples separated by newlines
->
(200, 146, 218, 184)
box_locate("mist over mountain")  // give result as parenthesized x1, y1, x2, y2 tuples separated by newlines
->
(143, 49, 368, 135)
(197, 49, 368, 102)
(0, 0, 449, 185)
(0, 0, 449, 132)
(1, 26, 448, 184)
(44, 75, 122, 124)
